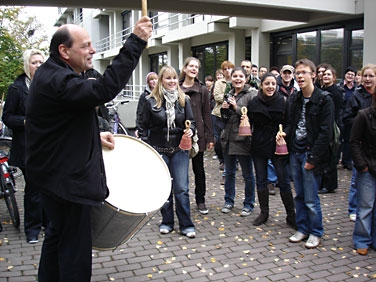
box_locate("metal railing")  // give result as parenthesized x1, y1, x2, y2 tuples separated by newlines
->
(113, 85, 145, 101)
(95, 13, 214, 53)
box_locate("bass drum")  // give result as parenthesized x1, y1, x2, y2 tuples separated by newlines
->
(91, 135, 171, 251)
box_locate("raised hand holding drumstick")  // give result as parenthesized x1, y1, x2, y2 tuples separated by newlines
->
(132, 0, 151, 43)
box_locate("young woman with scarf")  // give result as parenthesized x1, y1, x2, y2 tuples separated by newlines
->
(138, 66, 197, 238)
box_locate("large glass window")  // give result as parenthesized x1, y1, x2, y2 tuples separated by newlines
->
(297, 31, 316, 61)
(272, 36, 293, 68)
(321, 28, 344, 78)
(350, 29, 364, 71)
(192, 41, 228, 82)
(271, 19, 363, 75)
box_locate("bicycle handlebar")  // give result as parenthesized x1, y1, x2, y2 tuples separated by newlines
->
(105, 100, 129, 110)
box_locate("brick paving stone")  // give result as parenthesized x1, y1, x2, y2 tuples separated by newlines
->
(1, 155, 376, 281)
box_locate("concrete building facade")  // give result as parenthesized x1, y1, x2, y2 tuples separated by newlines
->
(49, 0, 373, 128)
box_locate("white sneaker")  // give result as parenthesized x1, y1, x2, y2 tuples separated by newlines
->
(349, 214, 356, 222)
(240, 208, 252, 217)
(183, 231, 196, 238)
(289, 231, 308, 243)
(159, 228, 171, 234)
(305, 234, 320, 249)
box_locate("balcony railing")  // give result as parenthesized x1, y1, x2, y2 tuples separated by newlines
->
(95, 13, 214, 53)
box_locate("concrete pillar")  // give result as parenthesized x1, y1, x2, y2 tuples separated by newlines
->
(363, 0, 376, 64)
(251, 29, 270, 69)
(178, 39, 192, 71)
(228, 29, 245, 67)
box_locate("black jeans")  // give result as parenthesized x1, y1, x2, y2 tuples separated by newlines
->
(192, 152, 206, 204)
(22, 168, 45, 239)
(38, 194, 92, 282)
(253, 154, 291, 193)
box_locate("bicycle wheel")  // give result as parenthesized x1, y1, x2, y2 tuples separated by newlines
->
(0, 137, 12, 157)
(3, 182, 20, 228)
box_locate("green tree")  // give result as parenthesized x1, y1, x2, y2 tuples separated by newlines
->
(0, 6, 49, 98)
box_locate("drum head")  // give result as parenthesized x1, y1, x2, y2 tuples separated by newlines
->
(102, 135, 171, 213)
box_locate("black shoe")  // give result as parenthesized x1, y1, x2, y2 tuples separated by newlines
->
(318, 188, 335, 194)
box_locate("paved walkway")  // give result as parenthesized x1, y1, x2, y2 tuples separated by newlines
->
(0, 151, 375, 281)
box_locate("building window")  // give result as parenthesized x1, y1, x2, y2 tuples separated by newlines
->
(271, 36, 293, 68)
(245, 37, 252, 62)
(149, 52, 168, 74)
(297, 31, 317, 62)
(122, 10, 132, 41)
(350, 29, 364, 71)
(320, 28, 344, 79)
(192, 41, 228, 82)
(271, 19, 363, 78)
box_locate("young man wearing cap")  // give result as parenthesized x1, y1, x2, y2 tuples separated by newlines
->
(277, 64, 299, 98)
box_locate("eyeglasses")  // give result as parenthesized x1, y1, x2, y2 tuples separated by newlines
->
(295, 71, 312, 76)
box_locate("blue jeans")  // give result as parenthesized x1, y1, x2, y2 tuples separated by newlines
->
(290, 152, 324, 237)
(253, 155, 291, 193)
(223, 148, 255, 210)
(348, 167, 357, 215)
(267, 159, 277, 183)
(353, 171, 376, 249)
(160, 150, 195, 234)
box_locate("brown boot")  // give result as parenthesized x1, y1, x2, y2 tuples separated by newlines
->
(253, 189, 269, 226)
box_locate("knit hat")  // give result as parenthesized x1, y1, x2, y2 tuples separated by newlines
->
(146, 72, 158, 83)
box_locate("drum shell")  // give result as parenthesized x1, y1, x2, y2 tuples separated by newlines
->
(91, 135, 171, 251)
(91, 202, 152, 251)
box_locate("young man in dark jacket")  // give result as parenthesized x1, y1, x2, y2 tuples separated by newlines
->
(25, 18, 152, 282)
(277, 58, 334, 249)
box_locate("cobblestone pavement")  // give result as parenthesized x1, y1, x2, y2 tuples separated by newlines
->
(0, 151, 375, 281)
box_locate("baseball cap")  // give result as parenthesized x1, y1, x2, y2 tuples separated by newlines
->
(281, 65, 294, 73)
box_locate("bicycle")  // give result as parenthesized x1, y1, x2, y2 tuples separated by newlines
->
(106, 100, 129, 135)
(0, 147, 20, 229)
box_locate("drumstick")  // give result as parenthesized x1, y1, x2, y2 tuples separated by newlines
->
(141, 0, 147, 17)
(141, 0, 148, 49)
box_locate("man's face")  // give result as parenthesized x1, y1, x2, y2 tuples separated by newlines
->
(259, 67, 267, 78)
(295, 65, 315, 90)
(281, 70, 293, 84)
(241, 61, 252, 76)
(344, 71, 355, 83)
(64, 26, 96, 74)
(251, 67, 258, 77)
